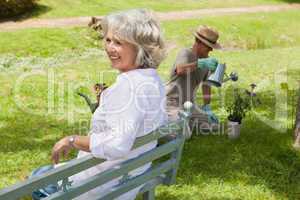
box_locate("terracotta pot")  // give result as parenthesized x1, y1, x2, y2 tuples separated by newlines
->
(227, 120, 241, 139)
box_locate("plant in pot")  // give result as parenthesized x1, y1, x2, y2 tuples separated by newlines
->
(226, 88, 252, 139)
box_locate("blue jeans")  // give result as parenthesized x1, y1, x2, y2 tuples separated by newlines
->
(29, 165, 60, 200)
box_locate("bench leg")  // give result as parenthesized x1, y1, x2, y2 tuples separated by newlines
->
(142, 187, 155, 200)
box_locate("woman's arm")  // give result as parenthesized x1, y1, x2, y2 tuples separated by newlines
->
(51, 135, 90, 164)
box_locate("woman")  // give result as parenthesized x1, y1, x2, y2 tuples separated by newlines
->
(32, 9, 167, 200)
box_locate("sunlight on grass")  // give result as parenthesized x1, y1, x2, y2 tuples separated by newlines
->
(30, 0, 287, 18)
(1, 8, 300, 200)
(2, 10, 300, 58)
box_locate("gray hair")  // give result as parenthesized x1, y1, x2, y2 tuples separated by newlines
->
(101, 9, 166, 69)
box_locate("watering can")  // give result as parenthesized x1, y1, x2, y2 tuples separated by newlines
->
(207, 63, 238, 87)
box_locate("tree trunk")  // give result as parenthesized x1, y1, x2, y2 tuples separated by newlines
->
(293, 84, 300, 149)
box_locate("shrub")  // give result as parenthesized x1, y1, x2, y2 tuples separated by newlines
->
(226, 84, 261, 123)
(0, 0, 38, 19)
(227, 88, 251, 123)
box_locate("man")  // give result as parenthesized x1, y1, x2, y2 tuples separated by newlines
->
(165, 25, 221, 134)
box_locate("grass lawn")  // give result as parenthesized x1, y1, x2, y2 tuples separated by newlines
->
(1, 9, 300, 200)
(25, 0, 297, 18)
(2, 10, 300, 57)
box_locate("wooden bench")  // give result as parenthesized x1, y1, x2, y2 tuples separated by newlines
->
(0, 102, 193, 200)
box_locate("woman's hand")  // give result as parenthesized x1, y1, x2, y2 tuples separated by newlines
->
(51, 137, 73, 164)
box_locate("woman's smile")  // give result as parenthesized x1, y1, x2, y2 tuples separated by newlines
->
(104, 31, 138, 72)
(108, 54, 120, 62)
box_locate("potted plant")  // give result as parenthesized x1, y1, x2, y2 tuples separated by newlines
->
(226, 87, 252, 139)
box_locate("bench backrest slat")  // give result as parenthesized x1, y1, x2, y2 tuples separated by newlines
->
(0, 155, 105, 200)
(44, 138, 181, 200)
(0, 121, 183, 200)
(93, 159, 176, 200)
(132, 120, 183, 149)
(0, 102, 193, 200)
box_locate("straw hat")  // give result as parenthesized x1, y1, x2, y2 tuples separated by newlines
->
(194, 25, 221, 49)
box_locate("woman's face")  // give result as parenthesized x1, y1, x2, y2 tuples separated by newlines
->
(104, 31, 138, 72)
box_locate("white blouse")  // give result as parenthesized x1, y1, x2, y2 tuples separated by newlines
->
(71, 68, 167, 199)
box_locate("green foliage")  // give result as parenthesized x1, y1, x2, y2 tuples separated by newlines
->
(33, 0, 284, 18)
(0, 0, 38, 18)
(226, 88, 251, 123)
(0, 27, 101, 57)
(163, 10, 300, 51)
(156, 120, 300, 200)
(1, 4, 300, 200)
(1, 10, 300, 58)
